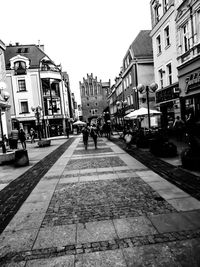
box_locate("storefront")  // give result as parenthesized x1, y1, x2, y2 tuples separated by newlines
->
(155, 82, 180, 129)
(178, 56, 200, 125)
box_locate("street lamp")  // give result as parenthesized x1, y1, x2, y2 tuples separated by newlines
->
(0, 81, 10, 154)
(31, 105, 42, 140)
(137, 83, 158, 129)
(116, 100, 128, 133)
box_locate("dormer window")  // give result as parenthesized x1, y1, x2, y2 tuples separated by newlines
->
(14, 61, 26, 75)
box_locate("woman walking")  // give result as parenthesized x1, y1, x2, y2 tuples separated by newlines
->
(19, 128, 26, 149)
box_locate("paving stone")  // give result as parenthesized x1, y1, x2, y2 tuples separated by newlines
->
(33, 225, 76, 249)
(77, 220, 117, 243)
(4, 211, 45, 231)
(123, 243, 179, 267)
(113, 216, 158, 239)
(168, 238, 200, 267)
(26, 255, 75, 267)
(1, 262, 26, 267)
(75, 249, 127, 267)
(181, 210, 200, 229)
(167, 197, 200, 211)
(149, 212, 197, 233)
(0, 229, 38, 258)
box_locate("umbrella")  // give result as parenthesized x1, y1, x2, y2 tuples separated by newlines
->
(124, 107, 161, 120)
(73, 120, 86, 126)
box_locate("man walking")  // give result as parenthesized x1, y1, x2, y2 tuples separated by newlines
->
(90, 124, 98, 149)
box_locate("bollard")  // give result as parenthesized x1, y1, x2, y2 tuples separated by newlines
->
(15, 149, 29, 167)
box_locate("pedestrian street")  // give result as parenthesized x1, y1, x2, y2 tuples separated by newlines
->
(0, 136, 200, 266)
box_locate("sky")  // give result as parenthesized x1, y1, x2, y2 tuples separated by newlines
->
(0, 0, 151, 104)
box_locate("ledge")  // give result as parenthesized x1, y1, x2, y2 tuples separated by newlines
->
(38, 139, 51, 147)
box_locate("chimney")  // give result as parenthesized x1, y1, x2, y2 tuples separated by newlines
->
(15, 42, 19, 46)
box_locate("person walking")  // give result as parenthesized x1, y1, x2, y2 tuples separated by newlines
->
(30, 128, 35, 143)
(10, 128, 19, 149)
(173, 116, 185, 141)
(82, 125, 90, 150)
(66, 124, 70, 139)
(90, 124, 98, 149)
(19, 128, 26, 149)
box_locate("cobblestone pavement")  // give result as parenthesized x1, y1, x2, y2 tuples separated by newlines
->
(0, 136, 200, 266)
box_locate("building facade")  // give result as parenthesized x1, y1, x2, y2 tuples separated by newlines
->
(150, 0, 181, 129)
(79, 73, 110, 124)
(0, 40, 11, 141)
(176, 0, 200, 124)
(109, 30, 156, 129)
(5, 43, 73, 137)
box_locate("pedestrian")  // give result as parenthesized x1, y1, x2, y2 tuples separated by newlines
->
(66, 124, 70, 139)
(90, 124, 98, 149)
(30, 128, 35, 143)
(173, 116, 185, 141)
(19, 128, 26, 149)
(82, 125, 90, 150)
(11, 128, 19, 149)
(124, 131, 132, 149)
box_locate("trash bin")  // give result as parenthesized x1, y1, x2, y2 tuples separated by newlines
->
(15, 149, 29, 167)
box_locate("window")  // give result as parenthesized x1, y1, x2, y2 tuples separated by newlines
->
(156, 35, 161, 54)
(18, 79, 26, 91)
(20, 101, 29, 113)
(129, 73, 132, 85)
(183, 24, 189, 52)
(158, 69, 164, 88)
(166, 63, 172, 85)
(163, 0, 169, 12)
(14, 61, 26, 75)
(164, 26, 170, 47)
(154, 2, 160, 23)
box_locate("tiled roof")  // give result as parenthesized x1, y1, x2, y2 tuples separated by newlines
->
(4, 44, 53, 69)
(131, 30, 153, 58)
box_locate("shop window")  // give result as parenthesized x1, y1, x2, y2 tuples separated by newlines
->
(18, 79, 26, 91)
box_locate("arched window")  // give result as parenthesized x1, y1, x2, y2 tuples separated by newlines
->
(14, 61, 26, 75)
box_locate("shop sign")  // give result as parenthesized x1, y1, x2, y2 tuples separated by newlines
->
(156, 86, 180, 104)
(185, 72, 200, 93)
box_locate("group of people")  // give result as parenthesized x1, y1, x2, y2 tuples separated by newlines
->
(9, 127, 36, 150)
(82, 124, 98, 150)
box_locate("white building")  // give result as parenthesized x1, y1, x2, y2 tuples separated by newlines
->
(150, 0, 181, 128)
(5, 43, 72, 137)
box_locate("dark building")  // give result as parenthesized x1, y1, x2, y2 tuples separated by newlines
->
(79, 73, 110, 124)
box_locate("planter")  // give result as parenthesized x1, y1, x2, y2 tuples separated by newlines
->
(181, 148, 200, 170)
(0, 151, 15, 165)
(15, 149, 29, 167)
(149, 138, 177, 157)
(38, 139, 51, 147)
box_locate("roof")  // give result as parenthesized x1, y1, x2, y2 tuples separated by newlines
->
(4, 44, 54, 69)
(130, 30, 153, 58)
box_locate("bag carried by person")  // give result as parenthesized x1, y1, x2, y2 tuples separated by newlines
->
(124, 133, 132, 144)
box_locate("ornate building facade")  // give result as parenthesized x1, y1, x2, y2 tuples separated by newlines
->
(79, 73, 110, 124)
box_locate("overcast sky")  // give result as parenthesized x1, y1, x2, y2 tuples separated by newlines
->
(1, 0, 151, 104)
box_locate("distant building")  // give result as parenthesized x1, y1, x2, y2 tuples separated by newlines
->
(5, 43, 73, 137)
(109, 30, 156, 128)
(79, 73, 110, 124)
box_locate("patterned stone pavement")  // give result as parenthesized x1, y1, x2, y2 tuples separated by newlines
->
(0, 136, 200, 266)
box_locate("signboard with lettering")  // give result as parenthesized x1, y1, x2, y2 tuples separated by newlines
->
(156, 85, 180, 104)
(185, 72, 200, 93)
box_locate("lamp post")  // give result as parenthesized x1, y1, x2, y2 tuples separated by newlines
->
(137, 83, 158, 129)
(31, 105, 42, 140)
(0, 82, 10, 154)
(116, 100, 128, 134)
